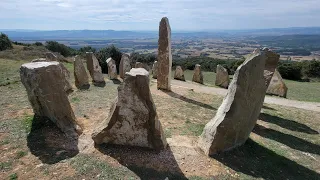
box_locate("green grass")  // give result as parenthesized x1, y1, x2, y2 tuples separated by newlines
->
(0, 59, 25, 86)
(9, 173, 18, 180)
(284, 79, 320, 102)
(172, 70, 218, 86)
(0, 161, 12, 171)
(15, 151, 27, 159)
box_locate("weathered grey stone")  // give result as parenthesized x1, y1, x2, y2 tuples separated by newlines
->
(60, 63, 74, 94)
(119, 54, 131, 79)
(157, 17, 172, 91)
(20, 62, 82, 137)
(86, 52, 105, 87)
(192, 64, 203, 84)
(92, 68, 167, 150)
(215, 65, 229, 88)
(263, 48, 280, 87)
(267, 69, 288, 98)
(74, 55, 90, 90)
(45, 52, 58, 61)
(199, 50, 267, 155)
(106, 58, 118, 79)
(174, 66, 185, 81)
(152, 61, 158, 79)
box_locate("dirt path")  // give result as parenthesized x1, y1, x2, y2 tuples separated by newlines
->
(152, 79, 320, 112)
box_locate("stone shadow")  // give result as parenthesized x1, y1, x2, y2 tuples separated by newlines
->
(96, 144, 187, 180)
(253, 124, 320, 155)
(111, 79, 121, 84)
(259, 113, 319, 134)
(262, 105, 276, 110)
(27, 115, 79, 164)
(212, 138, 320, 180)
(163, 91, 216, 110)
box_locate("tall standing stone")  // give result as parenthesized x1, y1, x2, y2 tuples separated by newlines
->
(60, 63, 74, 94)
(174, 66, 185, 81)
(199, 50, 267, 155)
(157, 17, 172, 91)
(86, 52, 105, 87)
(106, 58, 118, 79)
(215, 65, 229, 88)
(267, 69, 288, 98)
(92, 68, 167, 150)
(263, 48, 280, 87)
(45, 52, 58, 61)
(20, 62, 81, 137)
(192, 64, 203, 84)
(74, 56, 90, 90)
(119, 54, 131, 79)
(152, 61, 158, 79)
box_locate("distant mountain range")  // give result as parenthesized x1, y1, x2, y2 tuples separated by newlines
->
(1, 27, 320, 41)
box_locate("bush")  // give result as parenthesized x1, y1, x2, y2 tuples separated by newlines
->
(95, 45, 122, 73)
(34, 42, 43, 46)
(0, 33, 13, 51)
(278, 61, 302, 80)
(301, 60, 320, 78)
(130, 52, 156, 67)
(79, 46, 96, 54)
(45, 41, 77, 57)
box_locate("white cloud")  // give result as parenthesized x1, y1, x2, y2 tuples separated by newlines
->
(0, 0, 319, 30)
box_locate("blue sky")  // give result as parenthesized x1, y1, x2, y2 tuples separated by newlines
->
(1, 0, 320, 31)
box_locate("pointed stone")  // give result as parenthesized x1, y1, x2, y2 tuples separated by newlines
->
(119, 54, 131, 79)
(106, 57, 118, 79)
(152, 61, 158, 79)
(74, 55, 90, 90)
(267, 69, 288, 98)
(157, 17, 172, 91)
(199, 50, 267, 155)
(86, 52, 105, 87)
(60, 63, 74, 94)
(192, 64, 203, 84)
(263, 48, 280, 87)
(174, 66, 185, 81)
(92, 68, 167, 150)
(20, 61, 82, 138)
(45, 52, 58, 61)
(215, 65, 229, 88)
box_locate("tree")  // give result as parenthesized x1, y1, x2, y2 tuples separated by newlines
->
(45, 41, 77, 57)
(79, 46, 96, 54)
(96, 45, 122, 73)
(0, 33, 13, 51)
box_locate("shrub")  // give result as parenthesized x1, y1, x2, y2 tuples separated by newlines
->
(278, 61, 302, 80)
(95, 45, 122, 73)
(301, 60, 320, 78)
(0, 33, 13, 51)
(79, 46, 96, 54)
(34, 42, 43, 46)
(45, 41, 77, 57)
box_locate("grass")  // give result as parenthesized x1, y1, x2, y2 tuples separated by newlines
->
(0, 58, 319, 179)
(9, 173, 18, 180)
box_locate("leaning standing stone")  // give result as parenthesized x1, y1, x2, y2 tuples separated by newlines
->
(92, 68, 167, 150)
(263, 48, 280, 87)
(174, 66, 185, 81)
(20, 62, 82, 137)
(192, 64, 203, 84)
(199, 50, 267, 155)
(74, 55, 90, 90)
(267, 69, 288, 97)
(215, 65, 229, 88)
(86, 52, 105, 86)
(157, 17, 172, 91)
(119, 54, 131, 79)
(106, 58, 118, 79)
(45, 52, 58, 61)
(152, 61, 158, 79)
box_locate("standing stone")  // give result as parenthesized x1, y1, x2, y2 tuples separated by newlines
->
(74, 55, 90, 90)
(60, 63, 74, 94)
(174, 66, 185, 81)
(199, 50, 267, 155)
(119, 54, 131, 79)
(263, 48, 280, 87)
(267, 69, 288, 98)
(45, 52, 58, 61)
(106, 58, 118, 79)
(157, 17, 172, 91)
(135, 62, 144, 68)
(152, 61, 158, 79)
(92, 68, 167, 150)
(215, 65, 229, 88)
(20, 62, 82, 137)
(192, 64, 203, 84)
(86, 52, 105, 87)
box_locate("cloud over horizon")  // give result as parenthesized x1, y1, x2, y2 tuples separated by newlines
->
(1, 0, 320, 30)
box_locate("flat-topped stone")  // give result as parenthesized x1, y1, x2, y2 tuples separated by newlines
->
(22, 61, 60, 69)
(126, 68, 149, 76)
